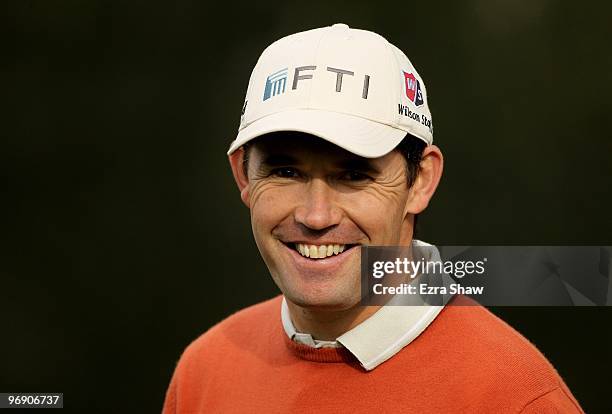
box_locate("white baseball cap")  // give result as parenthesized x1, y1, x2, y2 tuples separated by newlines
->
(227, 23, 433, 158)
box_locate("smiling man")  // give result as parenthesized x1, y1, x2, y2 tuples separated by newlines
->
(163, 24, 583, 413)
(240, 132, 439, 339)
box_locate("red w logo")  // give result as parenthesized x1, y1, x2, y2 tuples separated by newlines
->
(403, 71, 424, 106)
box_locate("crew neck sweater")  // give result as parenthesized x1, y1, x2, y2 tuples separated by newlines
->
(163, 295, 584, 413)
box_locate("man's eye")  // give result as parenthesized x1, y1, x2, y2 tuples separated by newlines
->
(341, 170, 372, 182)
(271, 167, 299, 178)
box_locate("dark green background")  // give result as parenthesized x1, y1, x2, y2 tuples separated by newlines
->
(2, 1, 611, 412)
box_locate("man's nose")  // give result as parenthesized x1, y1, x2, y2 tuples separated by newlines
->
(294, 178, 342, 231)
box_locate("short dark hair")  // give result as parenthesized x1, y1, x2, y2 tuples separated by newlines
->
(240, 133, 426, 188)
(394, 134, 427, 188)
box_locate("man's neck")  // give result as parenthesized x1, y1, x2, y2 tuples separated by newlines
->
(285, 300, 381, 341)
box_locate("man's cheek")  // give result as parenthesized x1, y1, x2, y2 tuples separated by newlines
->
(350, 211, 390, 236)
(249, 184, 274, 213)
(253, 190, 292, 218)
(251, 198, 278, 227)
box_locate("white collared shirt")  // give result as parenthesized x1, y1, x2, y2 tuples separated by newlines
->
(281, 240, 445, 371)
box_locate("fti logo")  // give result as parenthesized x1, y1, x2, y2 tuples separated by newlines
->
(263, 68, 288, 101)
(403, 71, 424, 106)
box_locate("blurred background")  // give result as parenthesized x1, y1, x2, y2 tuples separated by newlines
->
(2, 1, 611, 412)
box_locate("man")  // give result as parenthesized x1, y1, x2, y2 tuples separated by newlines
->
(163, 24, 583, 413)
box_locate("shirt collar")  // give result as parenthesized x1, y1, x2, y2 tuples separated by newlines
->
(280, 239, 445, 371)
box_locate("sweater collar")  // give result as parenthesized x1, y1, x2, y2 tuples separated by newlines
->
(281, 240, 445, 371)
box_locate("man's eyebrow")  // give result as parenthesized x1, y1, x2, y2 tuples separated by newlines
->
(257, 152, 381, 173)
(336, 157, 381, 174)
(259, 153, 299, 167)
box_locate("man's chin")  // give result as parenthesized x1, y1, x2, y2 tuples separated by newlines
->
(265, 242, 362, 310)
(282, 288, 361, 312)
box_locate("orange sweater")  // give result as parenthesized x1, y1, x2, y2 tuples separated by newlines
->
(163, 296, 584, 413)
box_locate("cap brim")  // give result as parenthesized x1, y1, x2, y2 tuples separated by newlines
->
(227, 109, 412, 158)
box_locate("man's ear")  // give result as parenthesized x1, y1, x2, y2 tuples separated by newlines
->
(404, 144, 444, 215)
(228, 147, 251, 208)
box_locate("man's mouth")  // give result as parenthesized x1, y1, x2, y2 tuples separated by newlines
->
(290, 243, 357, 259)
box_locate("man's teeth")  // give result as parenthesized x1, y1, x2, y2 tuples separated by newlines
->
(295, 243, 346, 259)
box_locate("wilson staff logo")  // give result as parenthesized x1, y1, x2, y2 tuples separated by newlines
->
(403, 71, 424, 106)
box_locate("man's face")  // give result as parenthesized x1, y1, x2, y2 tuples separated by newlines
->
(246, 133, 415, 311)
